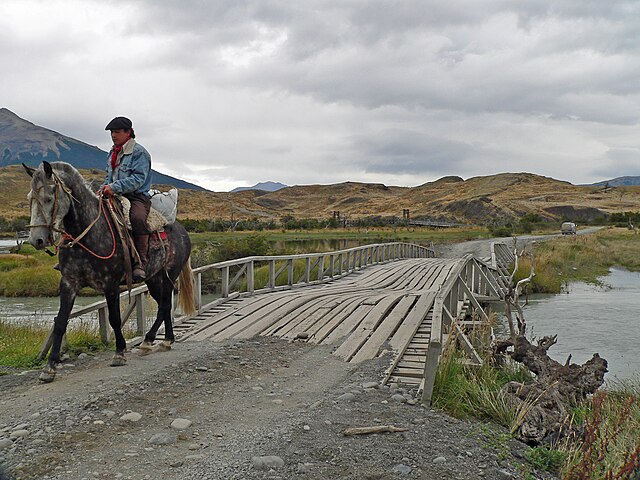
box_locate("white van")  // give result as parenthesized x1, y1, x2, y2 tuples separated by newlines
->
(561, 222, 577, 235)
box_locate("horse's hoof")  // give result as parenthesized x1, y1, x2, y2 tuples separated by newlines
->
(39, 369, 56, 383)
(110, 354, 127, 367)
(138, 341, 154, 356)
(155, 340, 173, 352)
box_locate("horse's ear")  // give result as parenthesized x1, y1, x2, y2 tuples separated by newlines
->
(22, 163, 35, 177)
(43, 161, 53, 179)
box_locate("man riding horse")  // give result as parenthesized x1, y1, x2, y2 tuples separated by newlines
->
(99, 116, 152, 282)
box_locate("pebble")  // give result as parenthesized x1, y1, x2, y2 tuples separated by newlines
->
(391, 394, 407, 403)
(361, 381, 378, 389)
(433, 456, 446, 464)
(12, 424, 28, 431)
(0, 439, 13, 450)
(337, 393, 356, 402)
(195, 366, 208, 372)
(497, 469, 514, 479)
(392, 463, 412, 475)
(171, 418, 192, 430)
(9, 430, 29, 440)
(252, 455, 285, 470)
(148, 433, 177, 445)
(188, 443, 200, 450)
(120, 412, 142, 422)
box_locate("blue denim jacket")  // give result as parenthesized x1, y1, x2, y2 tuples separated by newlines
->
(103, 139, 152, 196)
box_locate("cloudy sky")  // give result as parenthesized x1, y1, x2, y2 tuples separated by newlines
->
(2, 1, 640, 191)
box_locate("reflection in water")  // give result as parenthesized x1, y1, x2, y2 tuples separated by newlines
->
(495, 267, 640, 381)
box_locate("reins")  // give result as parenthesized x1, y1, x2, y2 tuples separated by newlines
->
(60, 195, 118, 260)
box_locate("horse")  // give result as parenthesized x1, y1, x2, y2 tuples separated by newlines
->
(23, 161, 195, 382)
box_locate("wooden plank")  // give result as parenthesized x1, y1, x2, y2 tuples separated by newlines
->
(387, 291, 436, 353)
(349, 295, 418, 363)
(308, 296, 367, 343)
(333, 293, 406, 361)
(321, 303, 376, 345)
(187, 294, 294, 341)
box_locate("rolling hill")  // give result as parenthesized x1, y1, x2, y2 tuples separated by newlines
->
(3, 164, 640, 224)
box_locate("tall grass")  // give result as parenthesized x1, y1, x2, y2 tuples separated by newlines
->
(0, 251, 60, 296)
(560, 387, 640, 479)
(516, 228, 640, 293)
(433, 316, 640, 478)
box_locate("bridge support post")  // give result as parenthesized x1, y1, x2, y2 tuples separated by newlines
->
(136, 293, 146, 335)
(221, 266, 230, 297)
(247, 261, 255, 293)
(421, 298, 443, 405)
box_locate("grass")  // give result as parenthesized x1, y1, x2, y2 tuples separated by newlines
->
(0, 316, 112, 371)
(189, 226, 494, 247)
(515, 227, 640, 293)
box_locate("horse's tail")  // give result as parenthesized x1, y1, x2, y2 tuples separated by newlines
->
(177, 257, 196, 316)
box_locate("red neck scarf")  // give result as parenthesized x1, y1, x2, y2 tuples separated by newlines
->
(110, 145, 123, 170)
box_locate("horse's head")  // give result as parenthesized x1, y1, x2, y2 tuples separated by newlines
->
(23, 161, 74, 250)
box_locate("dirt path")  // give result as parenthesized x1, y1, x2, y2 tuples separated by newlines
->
(0, 336, 560, 480)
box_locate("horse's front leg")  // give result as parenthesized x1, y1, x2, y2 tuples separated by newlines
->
(105, 288, 127, 366)
(40, 280, 77, 383)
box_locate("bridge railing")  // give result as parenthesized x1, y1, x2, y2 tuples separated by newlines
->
(38, 242, 435, 358)
(192, 242, 435, 311)
(421, 253, 503, 404)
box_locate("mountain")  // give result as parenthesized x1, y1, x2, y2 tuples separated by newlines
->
(589, 176, 640, 187)
(231, 181, 288, 193)
(0, 108, 206, 191)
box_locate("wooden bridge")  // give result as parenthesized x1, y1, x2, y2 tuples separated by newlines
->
(39, 241, 515, 404)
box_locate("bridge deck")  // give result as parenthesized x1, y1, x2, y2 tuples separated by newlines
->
(177, 257, 469, 385)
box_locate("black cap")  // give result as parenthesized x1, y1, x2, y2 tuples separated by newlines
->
(105, 116, 133, 130)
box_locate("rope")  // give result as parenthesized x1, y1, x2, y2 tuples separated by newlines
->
(60, 197, 117, 260)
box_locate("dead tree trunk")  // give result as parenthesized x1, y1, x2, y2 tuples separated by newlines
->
(494, 240, 608, 445)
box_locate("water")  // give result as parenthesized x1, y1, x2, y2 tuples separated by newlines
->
(496, 267, 640, 381)
(0, 296, 104, 325)
(0, 238, 23, 253)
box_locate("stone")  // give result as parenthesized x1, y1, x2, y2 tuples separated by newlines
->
(0, 438, 13, 450)
(9, 430, 29, 439)
(170, 418, 192, 430)
(149, 433, 177, 445)
(120, 412, 142, 422)
(337, 393, 356, 402)
(391, 394, 407, 403)
(362, 381, 379, 389)
(392, 464, 412, 475)
(252, 455, 285, 470)
(433, 456, 446, 464)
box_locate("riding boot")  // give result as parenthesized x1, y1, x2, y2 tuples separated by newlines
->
(132, 234, 149, 282)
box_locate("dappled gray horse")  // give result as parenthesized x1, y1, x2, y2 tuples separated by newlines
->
(24, 161, 195, 382)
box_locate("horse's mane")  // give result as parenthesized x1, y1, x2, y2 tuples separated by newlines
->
(50, 162, 95, 195)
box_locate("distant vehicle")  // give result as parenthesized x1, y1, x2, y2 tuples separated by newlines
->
(561, 222, 577, 235)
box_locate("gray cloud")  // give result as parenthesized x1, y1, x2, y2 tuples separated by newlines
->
(1, 0, 640, 190)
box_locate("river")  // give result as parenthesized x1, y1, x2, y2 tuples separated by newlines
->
(495, 267, 640, 382)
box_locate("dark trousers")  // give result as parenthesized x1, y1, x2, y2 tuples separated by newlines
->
(125, 193, 151, 236)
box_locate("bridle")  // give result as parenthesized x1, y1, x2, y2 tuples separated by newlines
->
(27, 171, 117, 260)
(27, 171, 74, 238)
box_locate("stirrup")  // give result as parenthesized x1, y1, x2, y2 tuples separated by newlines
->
(132, 267, 146, 282)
